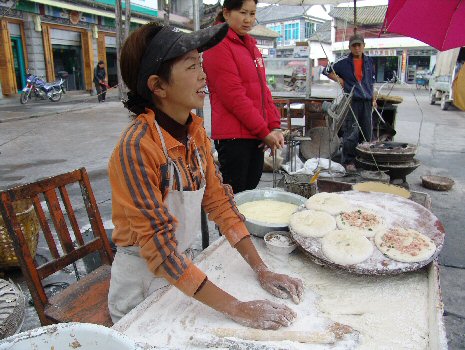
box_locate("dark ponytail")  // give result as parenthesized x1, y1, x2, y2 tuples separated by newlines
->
(215, 0, 258, 23)
(123, 91, 152, 116)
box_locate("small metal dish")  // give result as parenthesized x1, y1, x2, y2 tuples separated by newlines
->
(264, 231, 297, 255)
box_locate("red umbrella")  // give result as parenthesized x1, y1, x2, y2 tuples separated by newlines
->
(382, 0, 465, 51)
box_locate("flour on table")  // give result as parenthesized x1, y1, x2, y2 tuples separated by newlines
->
(118, 237, 430, 350)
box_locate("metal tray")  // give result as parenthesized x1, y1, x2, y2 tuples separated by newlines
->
(290, 191, 445, 275)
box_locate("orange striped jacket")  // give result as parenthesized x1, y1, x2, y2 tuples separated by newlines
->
(108, 108, 249, 296)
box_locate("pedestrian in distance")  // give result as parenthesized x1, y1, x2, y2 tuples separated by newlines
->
(202, 0, 284, 194)
(323, 33, 376, 173)
(107, 22, 303, 327)
(94, 60, 107, 102)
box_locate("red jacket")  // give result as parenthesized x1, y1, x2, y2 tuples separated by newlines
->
(203, 27, 280, 140)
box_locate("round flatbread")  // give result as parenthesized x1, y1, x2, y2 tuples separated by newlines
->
(305, 192, 350, 215)
(375, 227, 437, 263)
(289, 210, 336, 238)
(321, 229, 374, 265)
(336, 208, 385, 237)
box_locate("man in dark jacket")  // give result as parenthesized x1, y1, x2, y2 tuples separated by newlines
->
(93, 60, 107, 102)
(323, 34, 376, 172)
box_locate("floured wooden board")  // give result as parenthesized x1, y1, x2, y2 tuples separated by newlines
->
(113, 237, 446, 349)
(291, 191, 445, 275)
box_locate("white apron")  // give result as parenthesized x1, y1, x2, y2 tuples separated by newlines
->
(108, 121, 206, 323)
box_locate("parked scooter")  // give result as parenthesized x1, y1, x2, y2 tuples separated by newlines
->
(20, 71, 65, 104)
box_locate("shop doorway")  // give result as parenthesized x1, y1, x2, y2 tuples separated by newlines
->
(11, 36, 26, 91)
(372, 56, 399, 83)
(406, 55, 431, 83)
(106, 48, 117, 88)
(52, 44, 84, 90)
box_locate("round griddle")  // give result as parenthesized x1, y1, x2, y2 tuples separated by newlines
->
(355, 157, 420, 180)
(356, 142, 417, 163)
(290, 191, 445, 275)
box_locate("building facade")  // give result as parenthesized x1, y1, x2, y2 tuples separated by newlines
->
(0, 0, 192, 96)
(256, 5, 325, 58)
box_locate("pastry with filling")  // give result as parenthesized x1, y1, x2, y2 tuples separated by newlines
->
(375, 227, 436, 263)
(336, 208, 385, 238)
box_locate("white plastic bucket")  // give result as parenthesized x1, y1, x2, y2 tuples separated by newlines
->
(0, 322, 153, 350)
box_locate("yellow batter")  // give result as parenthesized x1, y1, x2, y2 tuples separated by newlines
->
(237, 200, 298, 225)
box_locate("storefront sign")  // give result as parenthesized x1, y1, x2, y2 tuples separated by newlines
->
(368, 49, 397, 57)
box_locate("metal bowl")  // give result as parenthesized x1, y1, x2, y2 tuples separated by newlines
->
(234, 188, 307, 237)
(264, 231, 297, 255)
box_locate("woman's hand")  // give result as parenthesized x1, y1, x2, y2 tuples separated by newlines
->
(227, 299, 296, 330)
(272, 129, 285, 149)
(258, 269, 304, 304)
(260, 130, 284, 152)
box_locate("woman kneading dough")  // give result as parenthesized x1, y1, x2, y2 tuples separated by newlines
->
(107, 22, 303, 329)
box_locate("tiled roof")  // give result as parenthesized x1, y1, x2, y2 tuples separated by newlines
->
(329, 5, 387, 25)
(308, 20, 331, 43)
(250, 24, 280, 38)
(256, 5, 310, 23)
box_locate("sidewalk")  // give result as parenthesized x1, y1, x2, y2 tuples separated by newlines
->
(0, 88, 120, 123)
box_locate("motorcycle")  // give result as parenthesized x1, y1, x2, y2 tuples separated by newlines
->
(20, 72, 66, 104)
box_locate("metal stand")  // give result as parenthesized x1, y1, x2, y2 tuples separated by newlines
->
(272, 152, 277, 188)
(287, 136, 312, 173)
(201, 208, 209, 249)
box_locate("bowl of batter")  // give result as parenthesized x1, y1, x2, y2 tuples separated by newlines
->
(234, 188, 307, 237)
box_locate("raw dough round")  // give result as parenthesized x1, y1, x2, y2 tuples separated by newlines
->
(375, 227, 436, 263)
(290, 210, 336, 238)
(305, 193, 350, 215)
(336, 208, 385, 237)
(321, 229, 374, 265)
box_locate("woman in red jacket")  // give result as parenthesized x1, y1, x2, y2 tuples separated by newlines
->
(203, 0, 283, 194)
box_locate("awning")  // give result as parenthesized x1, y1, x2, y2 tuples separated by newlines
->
(29, 0, 149, 24)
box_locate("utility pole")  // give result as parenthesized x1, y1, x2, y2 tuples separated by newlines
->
(125, 0, 131, 39)
(193, 0, 202, 118)
(193, 0, 209, 245)
(115, 0, 124, 99)
(193, 0, 200, 31)
(164, 0, 170, 26)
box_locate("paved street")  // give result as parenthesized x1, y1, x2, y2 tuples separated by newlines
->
(0, 83, 464, 348)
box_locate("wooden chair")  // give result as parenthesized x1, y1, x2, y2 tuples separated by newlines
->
(0, 168, 114, 327)
(273, 98, 306, 136)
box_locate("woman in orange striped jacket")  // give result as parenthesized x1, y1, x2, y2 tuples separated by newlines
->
(107, 22, 303, 328)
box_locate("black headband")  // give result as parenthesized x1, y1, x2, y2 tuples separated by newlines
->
(136, 23, 229, 102)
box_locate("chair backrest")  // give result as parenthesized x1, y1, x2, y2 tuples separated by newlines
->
(0, 167, 113, 324)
